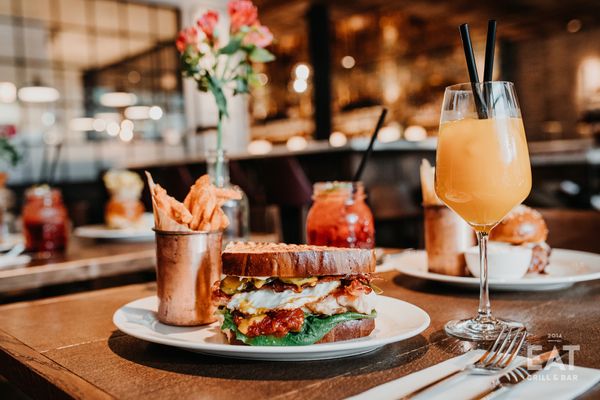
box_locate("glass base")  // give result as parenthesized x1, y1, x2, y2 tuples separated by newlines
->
(445, 315, 524, 341)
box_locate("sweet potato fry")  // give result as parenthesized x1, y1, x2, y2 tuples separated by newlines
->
(189, 188, 211, 231)
(145, 171, 193, 231)
(153, 185, 193, 225)
(201, 192, 218, 228)
(147, 171, 237, 232)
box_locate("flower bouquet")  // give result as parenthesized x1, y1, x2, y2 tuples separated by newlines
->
(177, 0, 275, 178)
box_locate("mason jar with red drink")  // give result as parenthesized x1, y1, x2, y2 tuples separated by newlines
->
(22, 186, 69, 256)
(306, 181, 375, 249)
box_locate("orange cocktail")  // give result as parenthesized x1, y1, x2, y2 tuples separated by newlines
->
(435, 117, 531, 232)
(435, 81, 532, 341)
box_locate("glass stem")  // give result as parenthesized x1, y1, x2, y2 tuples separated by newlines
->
(477, 231, 492, 320)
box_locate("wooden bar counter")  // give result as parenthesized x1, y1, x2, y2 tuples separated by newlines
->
(0, 233, 278, 302)
(0, 267, 598, 399)
(0, 238, 155, 298)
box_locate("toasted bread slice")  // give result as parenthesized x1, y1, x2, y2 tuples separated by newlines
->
(316, 317, 375, 343)
(222, 242, 376, 277)
(224, 318, 375, 345)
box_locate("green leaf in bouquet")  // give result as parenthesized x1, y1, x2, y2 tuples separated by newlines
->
(0, 138, 20, 167)
(219, 37, 242, 55)
(196, 75, 209, 92)
(180, 50, 200, 77)
(207, 74, 228, 117)
(249, 47, 275, 63)
(247, 70, 261, 87)
(233, 76, 249, 96)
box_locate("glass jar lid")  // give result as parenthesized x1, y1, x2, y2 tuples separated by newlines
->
(312, 181, 364, 200)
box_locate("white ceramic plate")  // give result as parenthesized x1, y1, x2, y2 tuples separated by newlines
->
(0, 254, 31, 270)
(393, 249, 600, 291)
(0, 234, 24, 252)
(113, 295, 430, 361)
(74, 213, 154, 242)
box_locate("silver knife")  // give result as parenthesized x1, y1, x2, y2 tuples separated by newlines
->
(470, 349, 566, 400)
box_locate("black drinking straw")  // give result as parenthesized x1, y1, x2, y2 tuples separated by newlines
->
(483, 20, 497, 82)
(352, 108, 387, 182)
(459, 23, 488, 119)
(48, 142, 63, 185)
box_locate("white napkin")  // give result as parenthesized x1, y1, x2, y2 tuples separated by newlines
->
(377, 251, 411, 273)
(348, 350, 600, 400)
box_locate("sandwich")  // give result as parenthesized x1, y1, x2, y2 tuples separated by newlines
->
(213, 242, 378, 346)
(490, 205, 551, 273)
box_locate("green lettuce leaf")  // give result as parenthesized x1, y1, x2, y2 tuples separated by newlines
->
(221, 309, 376, 346)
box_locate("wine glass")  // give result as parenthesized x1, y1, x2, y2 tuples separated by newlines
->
(435, 81, 532, 341)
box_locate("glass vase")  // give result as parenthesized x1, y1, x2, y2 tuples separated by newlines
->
(206, 150, 249, 243)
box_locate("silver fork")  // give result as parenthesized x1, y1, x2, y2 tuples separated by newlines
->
(471, 349, 567, 400)
(400, 326, 528, 399)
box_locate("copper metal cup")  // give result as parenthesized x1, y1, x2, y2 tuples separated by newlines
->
(154, 229, 222, 326)
(424, 205, 475, 276)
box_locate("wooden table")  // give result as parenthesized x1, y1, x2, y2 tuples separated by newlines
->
(0, 269, 598, 399)
(0, 238, 155, 297)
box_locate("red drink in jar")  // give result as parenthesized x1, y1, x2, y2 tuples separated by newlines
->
(22, 186, 69, 255)
(306, 181, 375, 248)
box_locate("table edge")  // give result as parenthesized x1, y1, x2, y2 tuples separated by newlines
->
(0, 327, 114, 400)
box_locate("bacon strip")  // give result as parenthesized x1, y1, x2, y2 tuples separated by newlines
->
(233, 309, 305, 338)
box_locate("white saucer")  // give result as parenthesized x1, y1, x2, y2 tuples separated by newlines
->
(113, 295, 430, 361)
(0, 234, 24, 252)
(393, 249, 600, 291)
(74, 213, 154, 242)
(0, 254, 31, 270)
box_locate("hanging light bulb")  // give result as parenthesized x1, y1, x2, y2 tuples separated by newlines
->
(404, 125, 427, 141)
(0, 82, 17, 103)
(18, 78, 60, 103)
(286, 136, 308, 151)
(341, 56, 356, 69)
(100, 91, 137, 108)
(148, 106, 163, 120)
(294, 64, 310, 80)
(106, 121, 120, 137)
(92, 118, 107, 132)
(247, 139, 273, 155)
(125, 106, 150, 120)
(293, 79, 308, 93)
(329, 131, 348, 147)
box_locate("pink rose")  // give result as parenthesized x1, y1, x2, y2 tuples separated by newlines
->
(0, 125, 16, 138)
(176, 27, 199, 53)
(243, 24, 273, 48)
(228, 0, 258, 33)
(197, 10, 219, 40)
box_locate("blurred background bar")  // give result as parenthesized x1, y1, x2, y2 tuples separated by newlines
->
(0, 0, 597, 248)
